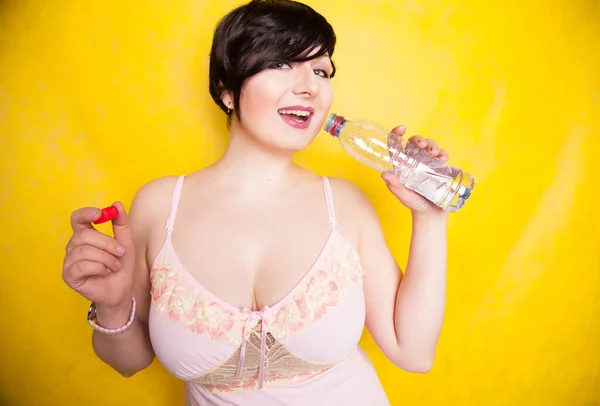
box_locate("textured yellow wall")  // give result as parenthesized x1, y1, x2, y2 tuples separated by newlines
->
(1, 0, 598, 405)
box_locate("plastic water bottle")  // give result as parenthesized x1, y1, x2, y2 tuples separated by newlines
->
(323, 113, 475, 212)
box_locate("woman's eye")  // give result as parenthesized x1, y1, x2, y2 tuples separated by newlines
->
(314, 69, 330, 78)
(272, 62, 291, 69)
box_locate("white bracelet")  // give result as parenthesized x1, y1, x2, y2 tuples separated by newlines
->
(87, 295, 136, 335)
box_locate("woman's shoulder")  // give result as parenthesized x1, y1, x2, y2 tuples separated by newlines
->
(132, 175, 182, 204)
(139, 175, 183, 192)
(323, 175, 381, 231)
(326, 176, 374, 209)
(128, 175, 183, 227)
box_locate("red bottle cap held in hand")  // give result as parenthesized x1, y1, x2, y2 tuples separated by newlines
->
(93, 206, 118, 224)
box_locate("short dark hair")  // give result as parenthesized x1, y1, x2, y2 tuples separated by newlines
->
(209, 0, 337, 121)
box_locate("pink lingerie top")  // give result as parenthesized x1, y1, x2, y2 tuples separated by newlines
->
(148, 175, 390, 405)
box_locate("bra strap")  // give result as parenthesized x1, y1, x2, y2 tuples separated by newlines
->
(165, 175, 185, 235)
(322, 177, 337, 228)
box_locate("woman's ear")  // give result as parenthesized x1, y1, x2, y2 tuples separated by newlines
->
(220, 90, 233, 112)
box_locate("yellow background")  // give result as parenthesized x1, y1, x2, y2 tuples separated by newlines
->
(1, 0, 599, 405)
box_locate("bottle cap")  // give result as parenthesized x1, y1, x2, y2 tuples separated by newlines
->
(93, 206, 119, 224)
(323, 113, 346, 136)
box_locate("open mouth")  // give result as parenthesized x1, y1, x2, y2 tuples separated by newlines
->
(277, 109, 312, 123)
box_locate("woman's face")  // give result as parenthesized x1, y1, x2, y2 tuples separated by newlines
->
(231, 52, 334, 155)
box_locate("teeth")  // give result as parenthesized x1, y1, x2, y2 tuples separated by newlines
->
(278, 109, 311, 117)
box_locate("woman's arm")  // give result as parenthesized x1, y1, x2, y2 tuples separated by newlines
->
(91, 180, 173, 376)
(330, 129, 450, 372)
(359, 198, 447, 373)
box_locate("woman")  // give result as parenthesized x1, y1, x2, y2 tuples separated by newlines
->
(62, 0, 449, 404)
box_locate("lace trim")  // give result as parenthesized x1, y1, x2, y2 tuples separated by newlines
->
(150, 234, 364, 345)
(150, 259, 246, 348)
(188, 324, 333, 393)
(269, 238, 364, 341)
(150, 235, 364, 392)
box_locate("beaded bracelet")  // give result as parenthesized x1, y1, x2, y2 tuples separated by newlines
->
(87, 295, 136, 335)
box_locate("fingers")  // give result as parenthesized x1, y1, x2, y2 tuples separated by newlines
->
(110, 202, 134, 252)
(65, 202, 132, 284)
(406, 135, 450, 161)
(381, 171, 400, 187)
(63, 260, 112, 284)
(391, 125, 406, 136)
(437, 148, 449, 162)
(66, 227, 126, 257)
(65, 245, 122, 273)
(426, 139, 439, 154)
(408, 135, 437, 149)
(63, 243, 123, 289)
(70, 207, 102, 232)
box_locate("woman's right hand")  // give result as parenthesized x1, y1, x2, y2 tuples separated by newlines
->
(62, 202, 136, 311)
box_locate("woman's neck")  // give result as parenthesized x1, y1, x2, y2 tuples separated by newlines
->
(210, 124, 302, 192)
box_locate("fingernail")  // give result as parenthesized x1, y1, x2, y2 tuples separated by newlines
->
(116, 245, 126, 255)
(115, 260, 122, 270)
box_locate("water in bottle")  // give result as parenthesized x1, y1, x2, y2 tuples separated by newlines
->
(323, 113, 475, 212)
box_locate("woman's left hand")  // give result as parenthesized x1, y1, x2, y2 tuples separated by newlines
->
(381, 125, 450, 216)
